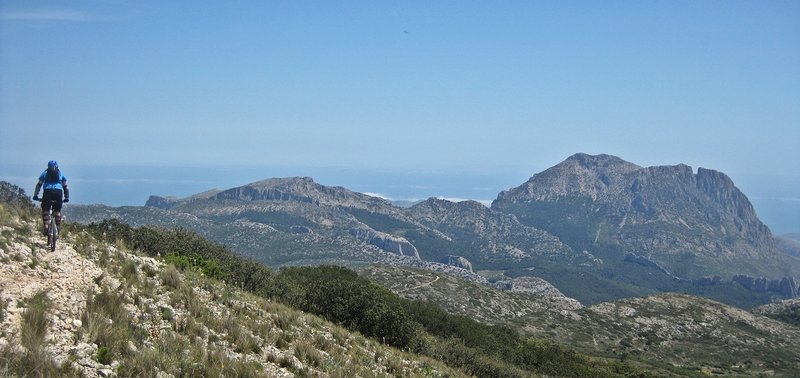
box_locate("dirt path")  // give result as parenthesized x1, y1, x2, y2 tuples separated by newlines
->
(0, 231, 104, 372)
(397, 274, 440, 293)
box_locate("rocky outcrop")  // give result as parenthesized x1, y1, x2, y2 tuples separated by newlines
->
(690, 276, 722, 286)
(624, 253, 671, 275)
(492, 276, 583, 310)
(350, 228, 420, 259)
(492, 153, 791, 279)
(145, 195, 179, 209)
(440, 255, 473, 272)
(733, 275, 799, 298)
(752, 298, 800, 326)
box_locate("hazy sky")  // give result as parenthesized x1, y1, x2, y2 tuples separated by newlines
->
(1, 1, 799, 233)
(2, 1, 798, 176)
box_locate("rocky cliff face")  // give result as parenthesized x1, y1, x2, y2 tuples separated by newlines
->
(145, 195, 179, 209)
(407, 198, 577, 263)
(440, 255, 473, 272)
(73, 177, 444, 272)
(732, 275, 799, 298)
(492, 153, 790, 279)
(350, 228, 420, 259)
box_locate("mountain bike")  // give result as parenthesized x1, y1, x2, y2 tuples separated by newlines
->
(35, 198, 59, 252)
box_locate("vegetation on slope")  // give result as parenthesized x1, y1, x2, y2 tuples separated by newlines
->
(363, 264, 800, 376)
(753, 299, 800, 327)
(1, 202, 457, 377)
(77, 218, 648, 377)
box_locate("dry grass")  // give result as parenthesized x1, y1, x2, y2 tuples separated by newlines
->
(0, 290, 81, 377)
(20, 290, 51, 352)
(0, 212, 462, 378)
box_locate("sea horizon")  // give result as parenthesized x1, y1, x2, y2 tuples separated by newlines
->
(3, 162, 798, 235)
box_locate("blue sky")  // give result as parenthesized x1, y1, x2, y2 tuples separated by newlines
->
(1, 1, 799, 231)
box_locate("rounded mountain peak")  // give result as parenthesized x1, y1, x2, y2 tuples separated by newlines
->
(495, 153, 642, 203)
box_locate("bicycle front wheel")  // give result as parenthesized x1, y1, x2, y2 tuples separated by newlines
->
(49, 222, 57, 252)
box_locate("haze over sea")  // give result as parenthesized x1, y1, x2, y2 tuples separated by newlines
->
(2, 162, 798, 235)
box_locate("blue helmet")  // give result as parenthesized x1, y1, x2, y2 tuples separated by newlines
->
(47, 160, 58, 169)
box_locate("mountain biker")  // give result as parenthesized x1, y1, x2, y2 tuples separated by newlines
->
(32, 160, 69, 235)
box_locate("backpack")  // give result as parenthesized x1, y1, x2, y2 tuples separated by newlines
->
(45, 168, 61, 183)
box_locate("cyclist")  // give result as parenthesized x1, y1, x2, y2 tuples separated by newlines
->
(32, 160, 70, 235)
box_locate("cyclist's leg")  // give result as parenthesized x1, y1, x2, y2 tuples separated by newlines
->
(51, 189, 64, 230)
(40, 193, 52, 235)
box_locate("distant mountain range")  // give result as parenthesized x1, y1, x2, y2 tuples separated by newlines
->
(7, 179, 800, 375)
(65, 153, 800, 307)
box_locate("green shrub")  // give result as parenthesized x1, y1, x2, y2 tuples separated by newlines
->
(164, 253, 191, 271)
(274, 265, 422, 349)
(96, 346, 112, 365)
(160, 306, 173, 321)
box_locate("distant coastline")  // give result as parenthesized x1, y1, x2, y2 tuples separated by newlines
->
(2, 163, 798, 234)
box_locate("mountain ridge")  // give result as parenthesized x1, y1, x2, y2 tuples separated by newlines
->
(59, 153, 800, 306)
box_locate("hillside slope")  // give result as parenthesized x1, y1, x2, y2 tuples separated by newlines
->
(362, 265, 800, 376)
(0, 204, 458, 377)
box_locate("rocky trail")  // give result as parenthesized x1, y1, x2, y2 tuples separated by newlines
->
(0, 229, 108, 376)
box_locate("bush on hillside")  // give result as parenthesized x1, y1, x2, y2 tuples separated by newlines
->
(273, 266, 422, 349)
(79, 219, 648, 377)
(83, 219, 274, 295)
